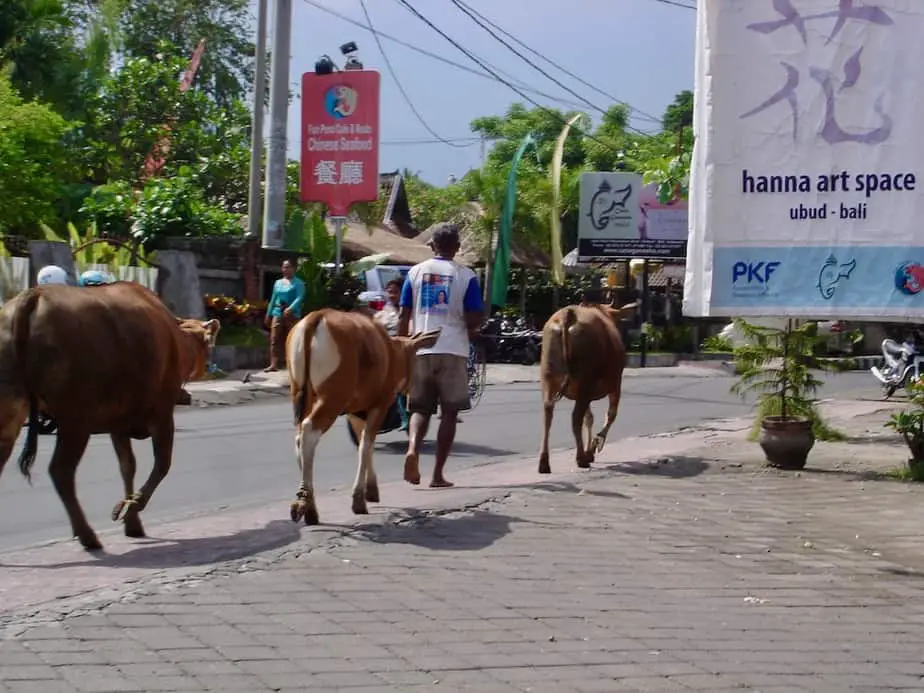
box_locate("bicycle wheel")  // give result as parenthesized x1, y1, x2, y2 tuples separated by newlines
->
(468, 343, 487, 409)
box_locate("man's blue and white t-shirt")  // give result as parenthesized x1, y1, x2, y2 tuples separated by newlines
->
(400, 257, 483, 357)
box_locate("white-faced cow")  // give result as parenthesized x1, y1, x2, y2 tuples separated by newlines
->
(0, 282, 219, 551)
(538, 301, 638, 473)
(286, 308, 439, 525)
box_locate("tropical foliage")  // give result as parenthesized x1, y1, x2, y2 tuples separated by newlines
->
(0, 0, 693, 273)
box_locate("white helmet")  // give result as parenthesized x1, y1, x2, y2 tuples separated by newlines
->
(36, 265, 69, 286)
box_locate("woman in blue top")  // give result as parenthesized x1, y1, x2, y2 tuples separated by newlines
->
(264, 259, 306, 372)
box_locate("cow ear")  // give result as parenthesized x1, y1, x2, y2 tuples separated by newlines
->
(611, 302, 639, 321)
(201, 319, 220, 344)
(411, 328, 441, 350)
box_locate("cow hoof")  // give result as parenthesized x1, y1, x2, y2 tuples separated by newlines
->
(591, 435, 605, 454)
(78, 533, 103, 552)
(365, 485, 380, 503)
(111, 499, 135, 522)
(290, 500, 320, 525)
(123, 514, 146, 539)
(538, 457, 551, 474)
(351, 491, 368, 515)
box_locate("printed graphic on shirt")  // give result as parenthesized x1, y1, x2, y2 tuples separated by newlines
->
(420, 273, 452, 314)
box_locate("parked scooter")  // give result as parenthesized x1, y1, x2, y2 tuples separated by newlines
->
(871, 329, 924, 398)
(481, 314, 541, 365)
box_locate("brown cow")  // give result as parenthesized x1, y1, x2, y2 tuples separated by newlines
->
(538, 301, 638, 473)
(0, 282, 220, 551)
(285, 308, 439, 525)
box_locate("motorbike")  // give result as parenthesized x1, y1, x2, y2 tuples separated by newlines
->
(870, 331, 924, 398)
(481, 315, 542, 365)
(344, 399, 407, 447)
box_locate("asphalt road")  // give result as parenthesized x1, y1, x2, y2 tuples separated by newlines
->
(0, 371, 875, 552)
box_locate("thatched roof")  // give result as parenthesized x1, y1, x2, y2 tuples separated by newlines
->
(334, 220, 433, 265)
(417, 216, 551, 269)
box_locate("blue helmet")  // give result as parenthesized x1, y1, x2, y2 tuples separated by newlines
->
(78, 269, 115, 287)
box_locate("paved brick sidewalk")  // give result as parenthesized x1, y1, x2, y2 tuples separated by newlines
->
(4, 401, 924, 692)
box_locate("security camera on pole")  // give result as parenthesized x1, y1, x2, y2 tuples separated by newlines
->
(300, 44, 381, 273)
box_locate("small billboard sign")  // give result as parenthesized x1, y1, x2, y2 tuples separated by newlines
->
(578, 172, 687, 261)
(300, 70, 381, 216)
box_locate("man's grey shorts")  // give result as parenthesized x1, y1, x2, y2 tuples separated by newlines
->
(407, 353, 471, 414)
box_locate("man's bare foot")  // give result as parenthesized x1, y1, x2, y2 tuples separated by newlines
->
(404, 453, 421, 485)
(263, 365, 278, 373)
(429, 479, 454, 488)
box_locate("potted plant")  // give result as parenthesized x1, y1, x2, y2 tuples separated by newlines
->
(730, 319, 842, 469)
(885, 380, 924, 480)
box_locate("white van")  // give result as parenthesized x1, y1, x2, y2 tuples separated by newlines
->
(357, 264, 412, 311)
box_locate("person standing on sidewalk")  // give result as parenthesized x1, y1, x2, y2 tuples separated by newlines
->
(263, 259, 305, 372)
(398, 223, 483, 488)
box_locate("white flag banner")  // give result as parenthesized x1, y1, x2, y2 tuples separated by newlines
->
(685, 0, 924, 319)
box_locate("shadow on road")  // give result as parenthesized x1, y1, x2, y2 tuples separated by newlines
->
(603, 455, 710, 478)
(357, 509, 519, 552)
(0, 519, 302, 571)
(379, 439, 517, 457)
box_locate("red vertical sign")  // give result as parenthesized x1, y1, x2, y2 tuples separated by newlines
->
(300, 70, 381, 216)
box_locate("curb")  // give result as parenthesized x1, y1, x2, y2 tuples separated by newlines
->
(184, 356, 882, 408)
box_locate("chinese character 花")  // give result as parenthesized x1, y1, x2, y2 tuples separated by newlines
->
(740, 0, 894, 146)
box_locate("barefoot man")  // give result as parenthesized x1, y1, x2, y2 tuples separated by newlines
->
(398, 223, 483, 488)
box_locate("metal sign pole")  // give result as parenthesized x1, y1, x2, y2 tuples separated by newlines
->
(331, 216, 345, 273)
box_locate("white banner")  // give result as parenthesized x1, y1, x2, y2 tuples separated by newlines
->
(685, 0, 924, 319)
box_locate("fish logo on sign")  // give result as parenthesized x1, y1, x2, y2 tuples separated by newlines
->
(324, 85, 358, 119)
(587, 179, 632, 231)
(895, 263, 924, 296)
(817, 255, 856, 300)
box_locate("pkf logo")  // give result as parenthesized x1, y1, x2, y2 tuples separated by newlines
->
(732, 261, 780, 285)
(895, 262, 924, 296)
(324, 85, 357, 119)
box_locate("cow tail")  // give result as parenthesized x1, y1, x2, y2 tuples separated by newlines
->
(13, 290, 41, 482)
(558, 306, 577, 399)
(291, 311, 324, 427)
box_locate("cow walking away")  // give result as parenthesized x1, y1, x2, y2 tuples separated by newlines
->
(286, 309, 439, 525)
(0, 283, 219, 551)
(538, 301, 638, 473)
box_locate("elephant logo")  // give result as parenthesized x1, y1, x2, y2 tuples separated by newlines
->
(587, 179, 633, 231)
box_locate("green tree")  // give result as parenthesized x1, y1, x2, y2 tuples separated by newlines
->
(0, 0, 93, 118)
(0, 69, 73, 235)
(114, 0, 254, 106)
(79, 47, 251, 201)
(662, 89, 693, 133)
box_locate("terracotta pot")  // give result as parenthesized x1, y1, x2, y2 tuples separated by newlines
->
(759, 416, 815, 470)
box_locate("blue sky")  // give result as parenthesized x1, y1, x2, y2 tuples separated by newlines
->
(265, 0, 697, 185)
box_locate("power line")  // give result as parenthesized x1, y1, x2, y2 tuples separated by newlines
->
(299, 0, 594, 112)
(452, 0, 663, 125)
(447, 0, 654, 135)
(392, 0, 631, 156)
(358, 0, 468, 148)
(381, 136, 481, 146)
(651, 0, 696, 9)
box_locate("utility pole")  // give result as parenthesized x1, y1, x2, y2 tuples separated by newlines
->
(262, 0, 292, 249)
(246, 0, 268, 239)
